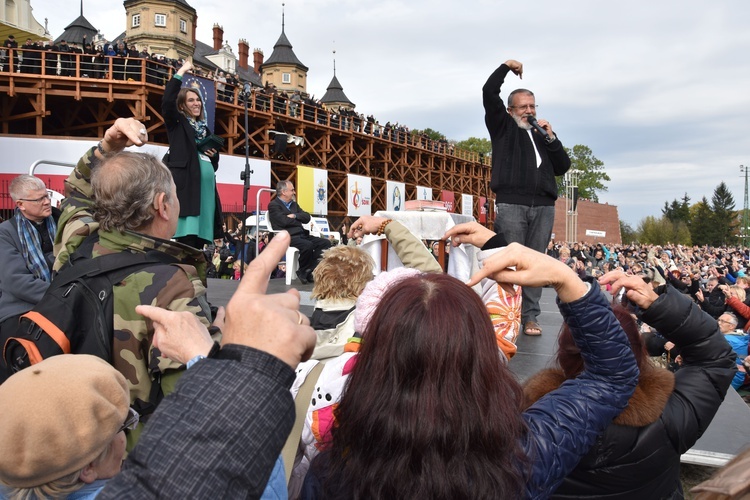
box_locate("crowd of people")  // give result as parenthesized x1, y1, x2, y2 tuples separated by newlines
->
(546, 239, 750, 392)
(0, 116, 744, 498)
(1, 36, 470, 159)
(0, 49, 748, 498)
(0, 35, 184, 84)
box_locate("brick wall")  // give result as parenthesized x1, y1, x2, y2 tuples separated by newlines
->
(550, 197, 621, 245)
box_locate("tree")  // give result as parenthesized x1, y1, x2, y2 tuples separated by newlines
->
(689, 197, 715, 246)
(662, 193, 691, 225)
(555, 144, 610, 203)
(620, 220, 637, 244)
(637, 215, 691, 245)
(411, 128, 444, 141)
(711, 182, 737, 245)
(455, 137, 492, 156)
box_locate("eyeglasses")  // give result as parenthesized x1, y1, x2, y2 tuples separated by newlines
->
(509, 104, 539, 111)
(19, 193, 51, 204)
(119, 407, 140, 433)
(718, 319, 734, 326)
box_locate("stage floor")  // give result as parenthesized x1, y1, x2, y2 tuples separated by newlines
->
(205, 277, 750, 466)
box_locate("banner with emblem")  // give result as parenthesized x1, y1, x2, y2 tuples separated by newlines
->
(347, 174, 372, 216)
(386, 180, 405, 211)
(181, 75, 216, 131)
(416, 185, 432, 201)
(462, 194, 473, 216)
(296, 165, 328, 215)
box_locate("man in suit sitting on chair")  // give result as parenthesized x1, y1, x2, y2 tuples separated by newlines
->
(268, 180, 331, 284)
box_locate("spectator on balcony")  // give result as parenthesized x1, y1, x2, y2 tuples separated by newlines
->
(3, 34, 18, 72)
(20, 39, 41, 74)
(57, 39, 73, 77)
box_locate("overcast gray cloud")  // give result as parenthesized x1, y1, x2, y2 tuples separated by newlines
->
(33, 0, 750, 225)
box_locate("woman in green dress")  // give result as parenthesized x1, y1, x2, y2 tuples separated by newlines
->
(162, 60, 222, 248)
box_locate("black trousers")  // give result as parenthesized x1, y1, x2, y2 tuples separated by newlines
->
(290, 234, 331, 273)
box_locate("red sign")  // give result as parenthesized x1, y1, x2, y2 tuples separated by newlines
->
(440, 190, 455, 213)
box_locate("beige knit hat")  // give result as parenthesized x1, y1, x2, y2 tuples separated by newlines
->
(0, 355, 129, 488)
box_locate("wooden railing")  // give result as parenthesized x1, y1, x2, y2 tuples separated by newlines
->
(0, 48, 491, 166)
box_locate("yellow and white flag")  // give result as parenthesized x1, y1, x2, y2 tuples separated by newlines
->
(296, 165, 328, 215)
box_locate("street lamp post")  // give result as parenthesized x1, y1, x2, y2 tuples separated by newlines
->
(565, 169, 582, 243)
(741, 165, 749, 247)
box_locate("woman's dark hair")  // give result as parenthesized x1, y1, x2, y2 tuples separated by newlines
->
(314, 273, 529, 499)
(557, 304, 648, 378)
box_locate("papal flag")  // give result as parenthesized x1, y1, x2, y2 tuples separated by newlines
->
(386, 180, 405, 211)
(416, 186, 432, 201)
(347, 174, 372, 216)
(462, 194, 473, 216)
(296, 165, 328, 215)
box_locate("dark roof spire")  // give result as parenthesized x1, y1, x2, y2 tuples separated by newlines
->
(260, 3, 309, 71)
(321, 50, 355, 109)
(80, 0, 83, 16)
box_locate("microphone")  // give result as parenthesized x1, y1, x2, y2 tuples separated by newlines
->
(526, 115, 550, 142)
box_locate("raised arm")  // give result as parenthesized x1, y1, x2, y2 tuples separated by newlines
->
(348, 216, 441, 273)
(470, 246, 638, 497)
(602, 272, 736, 453)
(54, 118, 148, 271)
(100, 232, 315, 498)
(482, 60, 521, 138)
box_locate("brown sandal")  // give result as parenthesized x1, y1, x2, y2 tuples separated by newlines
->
(523, 321, 542, 336)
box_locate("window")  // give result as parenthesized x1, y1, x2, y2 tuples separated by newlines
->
(132, 14, 140, 27)
(282, 72, 291, 84)
(155, 14, 166, 27)
(179, 19, 187, 33)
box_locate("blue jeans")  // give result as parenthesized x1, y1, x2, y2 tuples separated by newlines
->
(493, 203, 555, 324)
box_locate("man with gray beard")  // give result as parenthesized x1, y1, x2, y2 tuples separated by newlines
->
(483, 58, 571, 336)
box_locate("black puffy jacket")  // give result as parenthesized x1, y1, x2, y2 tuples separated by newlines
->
(542, 285, 736, 499)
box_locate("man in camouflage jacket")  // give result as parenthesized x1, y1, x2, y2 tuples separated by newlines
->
(54, 118, 219, 449)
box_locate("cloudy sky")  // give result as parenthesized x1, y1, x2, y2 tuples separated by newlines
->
(32, 0, 750, 225)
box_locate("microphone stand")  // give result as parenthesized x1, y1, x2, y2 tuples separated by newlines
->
(238, 83, 254, 279)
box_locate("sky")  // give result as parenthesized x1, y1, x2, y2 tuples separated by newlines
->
(30, 0, 750, 225)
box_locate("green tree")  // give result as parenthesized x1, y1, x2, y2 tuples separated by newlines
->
(411, 128, 445, 141)
(662, 193, 691, 225)
(455, 137, 492, 156)
(689, 197, 715, 246)
(711, 182, 737, 245)
(620, 220, 637, 244)
(637, 215, 691, 245)
(555, 144, 610, 202)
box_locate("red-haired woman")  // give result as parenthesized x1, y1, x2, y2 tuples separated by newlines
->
(524, 273, 736, 499)
(301, 241, 640, 499)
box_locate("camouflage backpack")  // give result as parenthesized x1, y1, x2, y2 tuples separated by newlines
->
(3, 234, 178, 377)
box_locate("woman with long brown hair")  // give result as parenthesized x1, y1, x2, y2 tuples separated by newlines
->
(302, 240, 640, 499)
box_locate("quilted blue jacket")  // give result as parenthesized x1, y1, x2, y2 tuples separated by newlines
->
(521, 281, 639, 499)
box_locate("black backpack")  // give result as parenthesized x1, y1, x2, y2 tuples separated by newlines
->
(3, 234, 178, 378)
